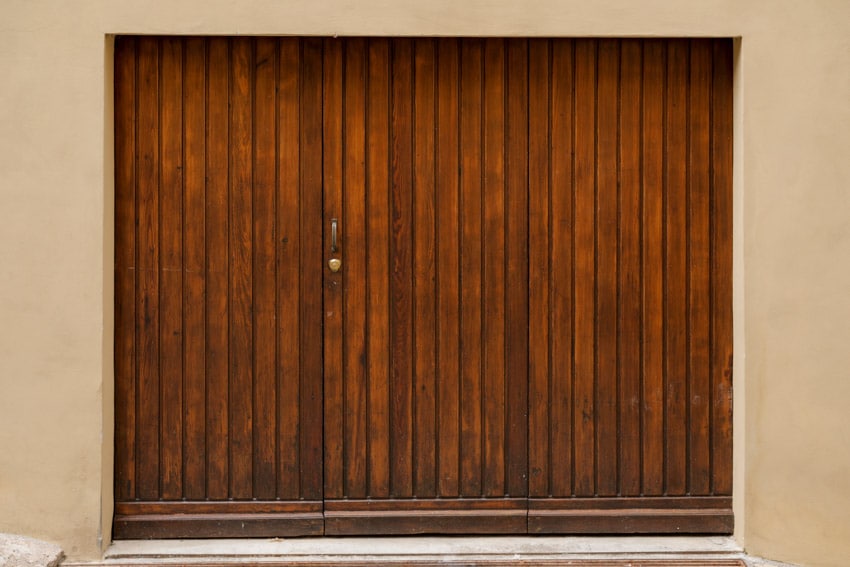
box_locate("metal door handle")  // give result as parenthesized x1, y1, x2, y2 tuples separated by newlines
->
(331, 218, 339, 253)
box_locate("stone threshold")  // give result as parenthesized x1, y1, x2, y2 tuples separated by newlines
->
(60, 536, 766, 566)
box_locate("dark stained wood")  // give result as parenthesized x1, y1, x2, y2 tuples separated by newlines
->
(435, 38, 461, 499)
(595, 39, 619, 498)
(343, 38, 368, 499)
(116, 501, 324, 514)
(114, 501, 323, 539)
(573, 38, 597, 497)
(158, 37, 184, 501)
(252, 37, 278, 500)
(365, 38, 392, 498)
(711, 39, 734, 496)
(276, 37, 302, 501)
(459, 39, 484, 498)
(114, 36, 326, 537)
(482, 38, 507, 497)
(528, 497, 733, 534)
(227, 37, 254, 500)
(325, 38, 528, 527)
(115, 36, 734, 537)
(412, 38, 438, 498)
(549, 38, 574, 498)
(641, 39, 667, 496)
(114, 37, 136, 503)
(527, 39, 550, 498)
(688, 40, 713, 496)
(204, 37, 230, 501)
(324, 499, 527, 536)
(665, 40, 689, 496)
(526, 38, 733, 521)
(322, 37, 345, 500)
(297, 38, 325, 503)
(134, 36, 160, 502)
(389, 38, 415, 498)
(619, 39, 643, 497)
(504, 38, 529, 498)
(182, 37, 207, 501)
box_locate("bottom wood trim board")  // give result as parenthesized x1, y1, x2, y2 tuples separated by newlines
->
(528, 497, 734, 534)
(324, 498, 527, 535)
(113, 501, 324, 538)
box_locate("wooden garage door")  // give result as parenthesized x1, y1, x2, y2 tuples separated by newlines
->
(113, 37, 733, 538)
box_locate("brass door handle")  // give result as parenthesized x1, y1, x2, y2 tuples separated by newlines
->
(329, 218, 341, 272)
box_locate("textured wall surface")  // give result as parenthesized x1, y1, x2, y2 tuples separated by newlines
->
(1, 1, 848, 565)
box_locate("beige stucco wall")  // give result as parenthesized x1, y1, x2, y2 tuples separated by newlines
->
(1, 0, 849, 565)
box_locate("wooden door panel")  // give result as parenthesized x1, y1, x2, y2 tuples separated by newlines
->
(113, 37, 324, 538)
(321, 38, 530, 534)
(526, 39, 734, 534)
(115, 36, 734, 538)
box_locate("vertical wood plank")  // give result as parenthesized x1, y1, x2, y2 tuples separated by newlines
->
(366, 38, 392, 498)
(228, 38, 254, 499)
(182, 37, 207, 501)
(482, 38, 507, 497)
(665, 40, 689, 496)
(343, 38, 369, 499)
(711, 39, 734, 497)
(550, 38, 574, 497)
(573, 39, 597, 497)
(413, 38, 438, 498)
(527, 39, 550, 498)
(505, 38, 529, 498)
(135, 37, 161, 501)
(114, 36, 137, 502)
(299, 38, 325, 501)
(619, 39, 642, 497)
(323, 37, 345, 499)
(595, 39, 619, 497)
(253, 37, 278, 499)
(390, 39, 414, 498)
(688, 40, 713, 496)
(641, 40, 666, 496)
(159, 38, 184, 500)
(459, 39, 483, 497)
(435, 38, 461, 498)
(276, 37, 301, 500)
(205, 37, 230, 500)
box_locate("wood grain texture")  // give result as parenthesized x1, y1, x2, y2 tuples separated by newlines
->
(389, 38, 415, 498)
(204, 37, 230, 501)
(158, 37, 184, 501)
(459, 38, 484, 498)
(711, 39, 734, 497)
(324, 499, 526, 536)
(114, 36, 137, 503)
(435, 38, 461, 498)
(134, 36, 160, 502)
(114, 37, 326, 533)
(323, 38, 528, 522)
(298, 38, 325, 502)
(182, 37, 207, 501)
(525, 39, 733, 512)
(114, 37, 734, 537)
(365, 38, 392, 499)
(322, 37, 345, 500)
(342, 38, 369, 499)
(113, 501, 323, 538)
